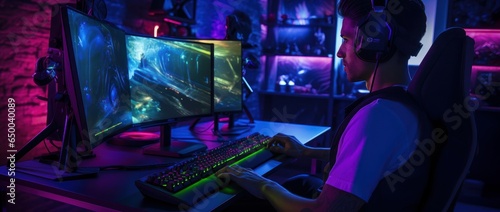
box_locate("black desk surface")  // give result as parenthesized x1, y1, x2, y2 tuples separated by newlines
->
(1, 120, 330, 211)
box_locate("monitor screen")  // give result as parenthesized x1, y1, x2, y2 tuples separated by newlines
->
(126, 35, 214, 126)
(62, 6, 132, 147)
(187, 39, 243, 113)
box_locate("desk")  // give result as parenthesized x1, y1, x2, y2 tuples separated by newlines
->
(1, 120, 330, 211)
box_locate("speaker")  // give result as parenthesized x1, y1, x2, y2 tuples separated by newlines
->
(354, 0, 394, 63)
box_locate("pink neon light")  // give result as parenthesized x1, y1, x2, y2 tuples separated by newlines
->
(163, 18, 182, 25)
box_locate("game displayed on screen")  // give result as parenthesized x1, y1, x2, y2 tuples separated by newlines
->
(66, 8, 132, 146)
(190, 40, 242, 113)
(126, 35, 213, 125)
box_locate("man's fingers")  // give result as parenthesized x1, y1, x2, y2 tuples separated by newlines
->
(229, 165, 250, 172)
(215, 166, 228, 176)
(268, 145, 284, 153)
(216, 165, 246, 177)
(267, 138, 285, 148)
(216, 167, 236, 180)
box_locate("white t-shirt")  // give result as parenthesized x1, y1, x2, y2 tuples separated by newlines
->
(325, 98, 419, 202)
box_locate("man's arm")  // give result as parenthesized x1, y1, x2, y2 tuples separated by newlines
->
(262, 181, 365, 211)
(217, 165, 365, 211)
(302, 146, 331, 162)
(268, 133, 331, 161)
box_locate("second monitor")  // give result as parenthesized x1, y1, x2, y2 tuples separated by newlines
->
(126, 34, 215, 157)
(187, 39, 253, 135)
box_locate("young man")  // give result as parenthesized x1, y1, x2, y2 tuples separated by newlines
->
(217, 0, 428, 210)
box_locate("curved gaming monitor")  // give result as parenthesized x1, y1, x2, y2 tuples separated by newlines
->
(64, 6, 133, 149)
(15, 5, 128, 180)
(126, 34, 214, 157)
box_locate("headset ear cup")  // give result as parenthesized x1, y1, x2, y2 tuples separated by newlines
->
(33, 57, 57, 86)
(354, 21, 370, 59)
(33, 57, 48, 86)
(354, 11, 394, 62)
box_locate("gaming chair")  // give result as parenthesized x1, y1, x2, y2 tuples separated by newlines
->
(407, 27, 477, 211)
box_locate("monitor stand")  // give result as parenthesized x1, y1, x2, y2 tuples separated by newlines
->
(16, 108, 99, 181)
(213, 113, 253, 136)
(143, 124, 207, 157)
(108, 131, 160, 147)
(15, 81, 98, 181)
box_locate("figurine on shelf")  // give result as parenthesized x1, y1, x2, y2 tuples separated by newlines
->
(281, 14, 289, 24)
(290, 42, 303, 55)
(311, 27, 326, 55)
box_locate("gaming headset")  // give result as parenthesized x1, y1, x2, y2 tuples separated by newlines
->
(33, 53, 60, 86)
(354, 0, 423, 63)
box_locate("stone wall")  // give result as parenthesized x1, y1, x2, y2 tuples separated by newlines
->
(0, 0, 74, 166)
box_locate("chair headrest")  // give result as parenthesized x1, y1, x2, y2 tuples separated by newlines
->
(408, 27, 474, 121)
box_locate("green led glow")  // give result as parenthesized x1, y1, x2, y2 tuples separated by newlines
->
(226, 155, 235, 162)
(233, 148, 266, 166)
(219, 185, 238, 194)
(173, 149, 268, 198)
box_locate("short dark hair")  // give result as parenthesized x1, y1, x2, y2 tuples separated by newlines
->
(338, 0, 373, 22)
(338, 0, 427, 59)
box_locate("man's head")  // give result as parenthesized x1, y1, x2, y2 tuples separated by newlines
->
(336, 0, 426, 84)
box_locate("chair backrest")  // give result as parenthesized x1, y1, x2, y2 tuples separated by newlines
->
(407, 27, 477, 211)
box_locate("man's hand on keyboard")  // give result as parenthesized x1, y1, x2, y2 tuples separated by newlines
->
(267, 133, 306, 158)
(216, 165, 273, 199)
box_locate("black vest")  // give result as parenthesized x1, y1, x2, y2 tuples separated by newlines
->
(329, 86, 433, 211)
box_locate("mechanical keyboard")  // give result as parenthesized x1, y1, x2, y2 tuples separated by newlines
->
(135, 132, 275, 207)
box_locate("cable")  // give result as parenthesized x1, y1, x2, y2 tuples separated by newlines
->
(42, 139, 54, 155)
(49, 139, 61, 149)
(87, 0, 95, 16)
(369, 52, 382, 92)
(190, 121, 214, 134)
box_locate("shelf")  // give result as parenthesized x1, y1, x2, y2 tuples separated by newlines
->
(266, 23, 336, 28)
(261, 52, 334, 58)
(259, 91, 330, 99)
(259, 0, 338, 128)
(333, 94, 357, 101)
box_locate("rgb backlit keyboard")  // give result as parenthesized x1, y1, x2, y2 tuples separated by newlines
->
(135, 133, 275, 207)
